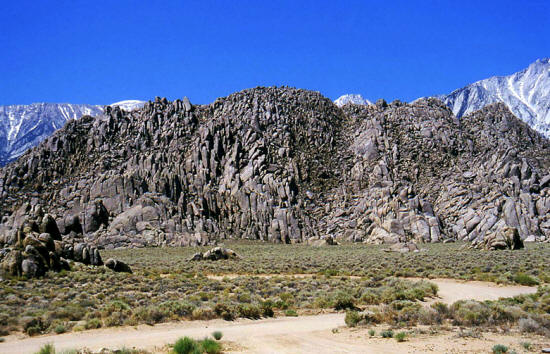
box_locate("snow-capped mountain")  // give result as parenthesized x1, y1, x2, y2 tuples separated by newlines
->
(0, 100, 146, 166)
(334, 94, 372, 107)
(438, 58, 550, 138)
(110, 100, 146, 111)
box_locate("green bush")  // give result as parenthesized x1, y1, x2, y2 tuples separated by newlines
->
(333, 292, 356, 311)
(381, 330, 393, 338)
(513, 273, 539, 286)
(54, 324, 66, 334)
(36, 343, 55, 354)
(492, 344, 508, 354)
(173, 337, 199, 354)
(84, 318, 102, 329)
(368, 329, 375, 337)
(520, 342, 532, 350)
(260, 301, 274, 317)
(213, 303, 235, 321)
(237, 304, 261, 319)
(159, 300, 196, 318)
(200, 338, 222, 354)
(26, 325, 42, 336)
(0, 337, 4, 343)
(285, 309, 298, 317)
(345, 311, 362, 327)
(395, 331, 406, 342)
(212, 331, 223, 341)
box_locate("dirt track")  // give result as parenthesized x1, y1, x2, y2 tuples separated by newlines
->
(0, 278, 538, 354)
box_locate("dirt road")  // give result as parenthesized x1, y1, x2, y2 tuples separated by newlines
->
(0, 278, 538, 354)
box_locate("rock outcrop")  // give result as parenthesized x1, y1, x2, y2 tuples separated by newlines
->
(0, 88, 548, 250)
(0, 202, 102, 277)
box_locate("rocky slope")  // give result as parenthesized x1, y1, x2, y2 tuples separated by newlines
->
(438, 58, 550, 138)
(0, 87, 548, 251)
(0, 101, 145, 166)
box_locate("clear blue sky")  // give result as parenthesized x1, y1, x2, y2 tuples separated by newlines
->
(0, 0, 548, 105)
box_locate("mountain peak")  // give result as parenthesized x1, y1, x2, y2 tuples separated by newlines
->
(334, 94, 371, 107)
(437, 58, 550, 138)
(109, 100, 146, 111)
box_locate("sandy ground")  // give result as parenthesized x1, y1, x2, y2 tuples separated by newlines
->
(0, 278, 541, 354)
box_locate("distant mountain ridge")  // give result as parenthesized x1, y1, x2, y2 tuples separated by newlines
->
(0, 100, 145, 166)
(437, 58, 550, 138)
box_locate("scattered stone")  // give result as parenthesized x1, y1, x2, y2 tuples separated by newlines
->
(384, 242, 420, 253)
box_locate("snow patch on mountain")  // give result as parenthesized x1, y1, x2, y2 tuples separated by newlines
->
(334, 94, 372, 107)
(110, 100, 146, 111)
(438, 58, 550, 138)
(0, 103, 104, 165)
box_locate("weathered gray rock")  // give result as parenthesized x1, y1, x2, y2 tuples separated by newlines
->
(104, 258, 132, 273)
(0, 88, 547, 251)
(384, 242, 420, 253)
(191, 247, 240, 261)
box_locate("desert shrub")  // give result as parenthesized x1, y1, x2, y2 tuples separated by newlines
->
(431, 302, 449, 316)
(131, 306, 164, 325)
(105, 300, 131, 312)
(279, 292, 294, 305)
(388, 301, 422, 325)
(492, 344, 508, 354)
(360, 289, 381, 305)
(513, 273, 539, 286)
(518, 317, 540, 333)
(36, 343, 55, 354)
(450, 300, 491, 326)
(173, 336, 199, 354)
(159, 301, 196, 318)
(333, 292, 356, 311)
(418, 307, 442, 325)
(312, 295, 332, 308)
(237, 304, 261, 319)
(200, 338, 222, 354)
(104, 311, 126, 327)
(368, 329, 375, 337)
(192, 308, 216, 321)
(381, 329, 393, 338)
(213, 303, 235, 321)
(285, 309, 298, 317)
(212, 330, 223, 340)
(84, 318, 102, 329)
(520, 341, 532, 350)
(54, 324, 66, 334)
(0, 337, 4, 343)
(260, 301, 274, 317)
(395, 331, 406, 342)
(345, 311, 362, 327)
(26, 325, 42, 336)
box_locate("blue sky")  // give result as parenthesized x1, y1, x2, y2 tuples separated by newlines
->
(0, 0, 548, 105)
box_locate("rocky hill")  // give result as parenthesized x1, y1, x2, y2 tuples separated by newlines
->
(0, 87, 548, 251)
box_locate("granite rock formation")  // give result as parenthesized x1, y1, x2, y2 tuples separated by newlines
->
(0, 87, 548, 251)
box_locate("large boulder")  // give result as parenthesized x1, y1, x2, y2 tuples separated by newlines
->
(84, 200, 109, 233)
(39, 214, 61, 241)
(479, 227, 524, 250)
(104, 258, 132, 273)
(191, 247, 240, 261)
(0, 250, 22, 276)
